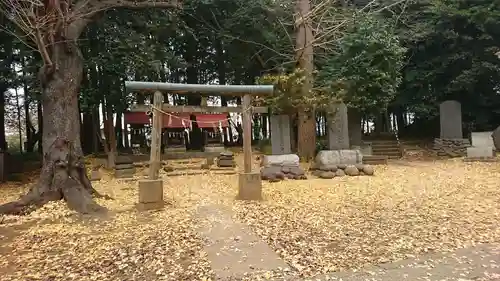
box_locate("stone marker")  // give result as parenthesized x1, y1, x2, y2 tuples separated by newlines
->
(439, 100, 463, 139)
(471, 131, 494, 148)
(327, 102, 350, 150)
(465, 131, 496, 161)
(90, 170, 101, 181)
(138, 179, 164, 211)
(261, 154, 300, 167)
(315, 150, 362, 166)
(270, 115, 292, 155)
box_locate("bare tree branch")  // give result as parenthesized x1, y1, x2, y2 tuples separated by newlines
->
(74, 0, 180, 18)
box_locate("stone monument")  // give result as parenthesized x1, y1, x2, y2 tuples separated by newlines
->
(465, 131, 497, 162)
(270, 115, 292, 155)
(440, 100, 463, 139)
(433, 100, 469, 157)
(327, 103, 350, 150)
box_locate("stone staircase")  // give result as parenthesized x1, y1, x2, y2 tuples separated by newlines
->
(362, 155, 389, 165)
(370, 139, 402, 159)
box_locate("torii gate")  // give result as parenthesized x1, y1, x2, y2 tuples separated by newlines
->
(125, 81, 274, 204)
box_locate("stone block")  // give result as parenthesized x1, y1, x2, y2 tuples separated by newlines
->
(114, 168, 136, 178)
(138, 179, 164, 204)
(237, 172, 262, 200)
(315, 150, 362, 166)
(466, 147, 494, 158)
(261, 154, 300, 167)
(270, 115, 292, 155)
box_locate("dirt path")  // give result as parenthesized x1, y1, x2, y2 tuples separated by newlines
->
(195, 204, 291, 280)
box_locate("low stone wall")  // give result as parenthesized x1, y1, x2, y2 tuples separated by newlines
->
(433, 138, 470, 157)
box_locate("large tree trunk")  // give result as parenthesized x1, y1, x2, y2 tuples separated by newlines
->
(0, 89, 6, 151)
(0, 47, 109, 215)
(295, 0, 316, 160)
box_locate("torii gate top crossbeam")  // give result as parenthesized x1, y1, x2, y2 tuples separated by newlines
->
(125, 81, 274, 96)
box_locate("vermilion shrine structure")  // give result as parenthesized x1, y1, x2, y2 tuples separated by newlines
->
(124, 81, 273, 208)
(124, 111, 230, 152)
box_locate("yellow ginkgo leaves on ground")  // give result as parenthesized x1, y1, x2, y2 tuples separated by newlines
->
(1, 157, 499, 280)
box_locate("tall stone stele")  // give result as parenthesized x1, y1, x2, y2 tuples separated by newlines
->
(270, 115, 292, 155)
(327, 102, 350, 150)
(439, 100, 463, 139)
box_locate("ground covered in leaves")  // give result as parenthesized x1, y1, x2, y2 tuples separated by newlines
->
(1, 157, 500, 280)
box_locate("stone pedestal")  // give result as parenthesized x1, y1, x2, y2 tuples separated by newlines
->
(217, 151, 235, 167)
(433, 138, 470, 157)
(237, 172, 262, 200)
(464, 147, 496, 162)
(138, 179, 164, 211)
(114, 157, 136, 178)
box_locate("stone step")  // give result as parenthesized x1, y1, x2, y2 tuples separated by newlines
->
(372, 145, 400, 149)
(369, 140, 399, 145)
(372, 151, 400, 154)
(372, 147, 400, 152)
(370, 154, 401, 159)
(387, 155, 401, 159)
(362, 155, 388, 165)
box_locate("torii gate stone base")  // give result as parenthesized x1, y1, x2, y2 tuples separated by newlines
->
(237, 172, 262, 200)
(125, 81, 274, 208)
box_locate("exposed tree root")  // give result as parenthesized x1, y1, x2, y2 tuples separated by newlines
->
(0, 138, 111, 216)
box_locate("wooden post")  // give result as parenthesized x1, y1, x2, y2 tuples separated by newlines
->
(242, 94, 252, 173)
(149, 91, 163, 180)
